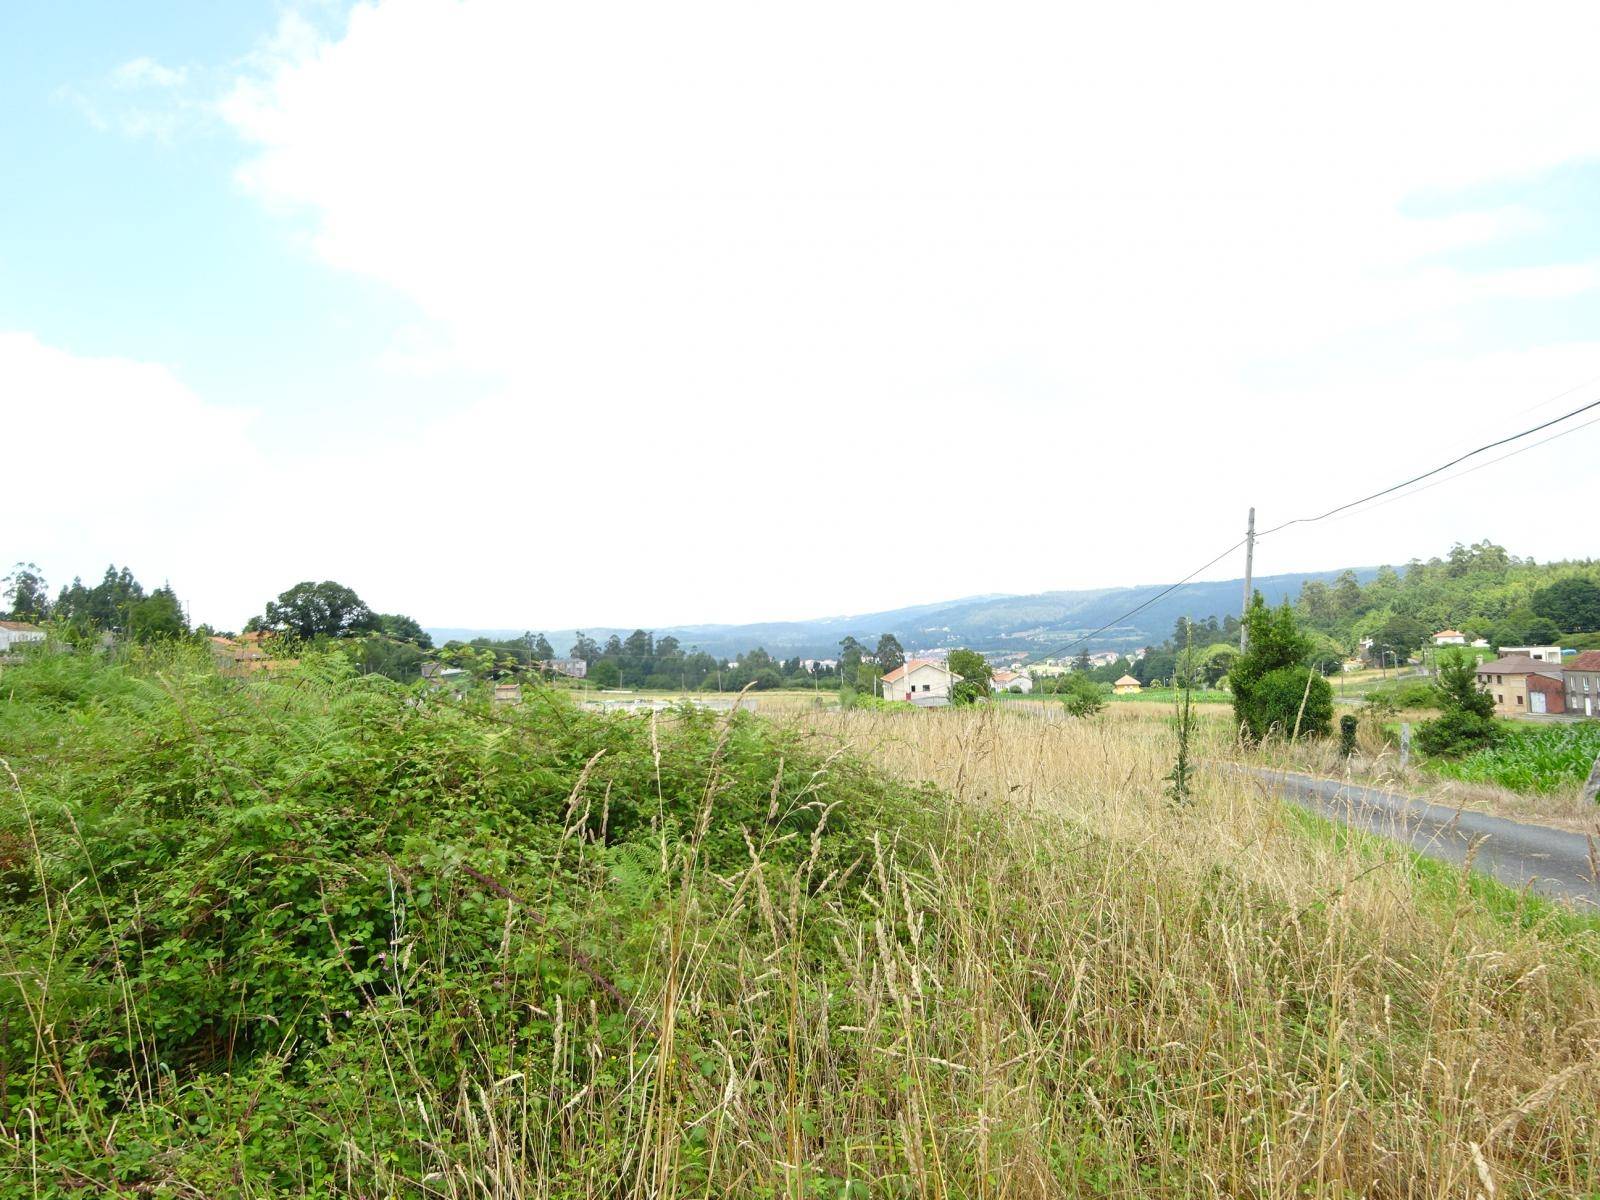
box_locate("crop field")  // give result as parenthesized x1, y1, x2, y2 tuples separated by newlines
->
(2, 649, 1598, 1197)
(1431, 721, 1600, 794)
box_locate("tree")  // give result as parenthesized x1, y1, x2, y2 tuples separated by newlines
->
(603, 634, 624, 658)
(127, 587, 187, 643)
(1415, 649, 1499, 757)
(1058, 672, 1108, 717)
(874, 633, 905, 674)
(1332, 570, 1363, 619)
(3, 563, 48, 621)
(589, 659, 621, 688)
(378, 613, 433, 649)
(57, 565, 145, 634)
(261, 581, 379, 641)
(1072, 650, 1092, 673)
(570, 633, 600, 664)
(1531, 577, 1600, 633)
(531, 632, 555, 660)
(947, 648, 991, 705)
(1201, 643, 1238, 687)
(1230, 594, 1331, 740)
(1488, 609, 1561, 649)
(838, 636, 865, 689)
(1368, 614, 1428, 666)
(348, 635, 427, 682)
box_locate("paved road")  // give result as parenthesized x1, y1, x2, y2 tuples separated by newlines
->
(1227, 766, 1599, 910)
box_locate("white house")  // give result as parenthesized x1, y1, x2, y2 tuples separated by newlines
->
(989, 669, 1033, 694)
(1432, 629, 1466, 646)
(882, 658, 962, 706)
(1499, 645, 1562, 663)
(0, 620, 46, 652)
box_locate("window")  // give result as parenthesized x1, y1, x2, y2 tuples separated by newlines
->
(1516, 695, 1522, 705)
(1497, 694, 1504, 704)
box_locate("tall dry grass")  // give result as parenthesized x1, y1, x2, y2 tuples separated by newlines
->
(11, 683, 1597, 1197)
(362, 703, 1599, 1198)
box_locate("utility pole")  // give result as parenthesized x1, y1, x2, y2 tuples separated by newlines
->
(1239, 506, 1256, 652)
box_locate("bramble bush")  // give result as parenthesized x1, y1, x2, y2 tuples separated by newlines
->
(0, 645, 931, 1192)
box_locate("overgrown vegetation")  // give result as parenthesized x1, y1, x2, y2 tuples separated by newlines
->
(1415, 647, 1501, 758)
(3, 649, 1598, 1195)
(1230, 594, 1333, 740)
(1057, 670, 1109, 717)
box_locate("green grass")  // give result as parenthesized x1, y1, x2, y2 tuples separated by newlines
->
(5, 647, 1599, 1196)
(1276, 801, 1600, 952)
(1429, 721, 1600, 793)
(0, 644, 931, 1193)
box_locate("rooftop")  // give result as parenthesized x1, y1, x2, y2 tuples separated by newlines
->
(1476, 656, 1563, 676)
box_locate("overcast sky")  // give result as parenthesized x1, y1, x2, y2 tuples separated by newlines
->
(7, 1, 1600, 631)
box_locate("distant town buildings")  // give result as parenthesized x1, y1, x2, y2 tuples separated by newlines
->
(989, 669, 1033, 694)
(0, 620, 46, 653)
(539, 658, 588, 678)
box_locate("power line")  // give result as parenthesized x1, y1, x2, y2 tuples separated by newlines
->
(1255, 393, 1600, 539)
(1023, 388, 1600, 667)
(1302, 409, 1600, 529)
(1027, 536, 1248, 664)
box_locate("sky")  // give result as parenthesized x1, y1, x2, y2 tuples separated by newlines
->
(7, 1, 1600, 633)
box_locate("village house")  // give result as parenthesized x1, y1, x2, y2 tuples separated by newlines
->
(1112, 673, 1142, 695)
(539, 658, 588, 679)
(1432, 629, 1466, 646)
(0, 620, 46, 653)
(989, 669, 1033, 694)
(1476, 656, 1565, 716)
(208, 631, 284, 674)
(1499, 644, 1562, 663)
(1563, 651, 1600, 718)
(882, 658, 961, 706)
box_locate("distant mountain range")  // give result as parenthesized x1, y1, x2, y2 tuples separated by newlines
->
(428, 567, 1377, 661)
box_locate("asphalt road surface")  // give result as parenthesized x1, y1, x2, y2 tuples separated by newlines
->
(1230, 765, 1600, 910)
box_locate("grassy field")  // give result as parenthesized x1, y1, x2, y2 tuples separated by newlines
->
(3, 649, 1598, 1196)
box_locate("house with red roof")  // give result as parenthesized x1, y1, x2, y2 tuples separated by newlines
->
(882, 658, 961, 706)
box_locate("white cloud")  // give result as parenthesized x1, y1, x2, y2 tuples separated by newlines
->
(109, 57, 188, 90)
(70, 0, 1600, 629)
(61, 55, 208, 141)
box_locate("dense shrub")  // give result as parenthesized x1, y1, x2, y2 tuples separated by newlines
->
(1058, 672, 1109, 717)
(1416, 649, 1498, 758)
(1231, 596, 1331, 740)
(1238, 665, 1333, 739)
(0, 646, 931, 1190)
(1366, 680, 1440, 711)
(1415, 710, 1502, 758)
